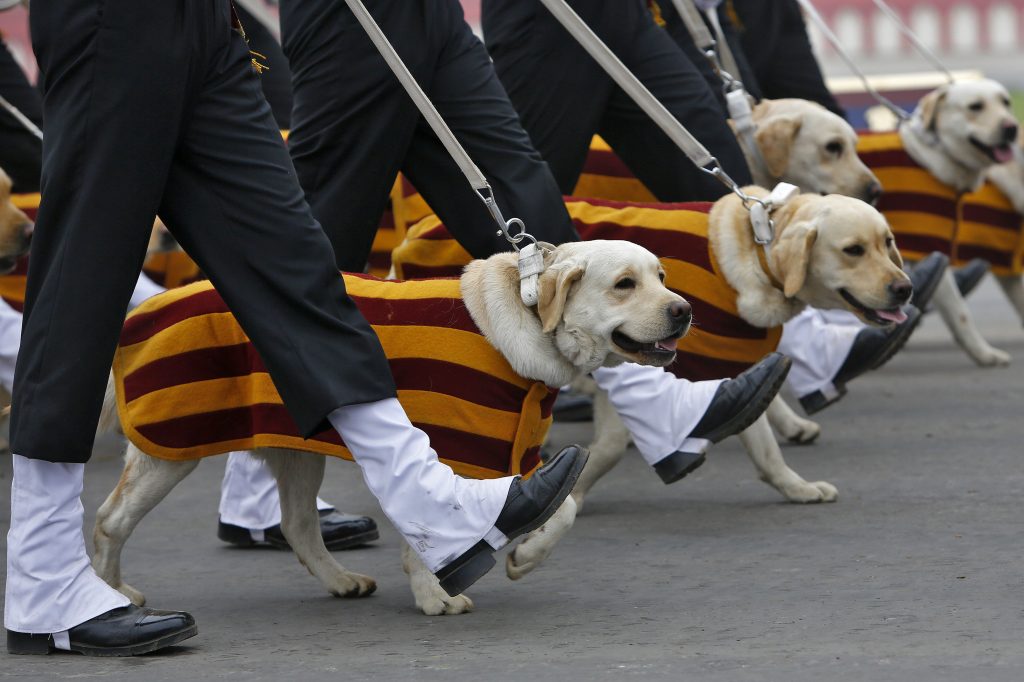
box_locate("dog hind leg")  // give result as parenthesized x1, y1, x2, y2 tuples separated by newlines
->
(933, 269, 1011, 366)
(260, 449, 376, 598)
(996, 274, 1024, 326)
(401, 542, 474, 615)
(766, 395, 820, 444)
(93, 443, 200, 606)
(737, 415, 837, 503)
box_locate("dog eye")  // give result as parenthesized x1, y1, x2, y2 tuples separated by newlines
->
(615, 278, 636, 290)
(825, 140, 843, 155)
(968, 101, 984, 112)
(843, 245, 865, 257)
(658, 272, 666, 283)
(885, 237, 894, 247)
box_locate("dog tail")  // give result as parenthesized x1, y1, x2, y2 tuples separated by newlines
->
(96, 372, 123, 436)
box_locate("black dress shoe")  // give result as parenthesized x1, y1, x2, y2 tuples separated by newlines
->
(799, 305, 923, 415)
(690, 353, 792, 444)
(218, 509, 379, 551)
(7, 605, 197, 657)
(907, 251, 950, 310)
(552, 390, 594, 422)
(434, 444, 589, 597)
(953, 258, 989, 298)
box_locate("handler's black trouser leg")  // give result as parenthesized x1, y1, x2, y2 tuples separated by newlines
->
(482, 0, 752, 202)
(12, 0, 395, 463)
(0, 40, 42, 193)
(282, 0, 576, 271)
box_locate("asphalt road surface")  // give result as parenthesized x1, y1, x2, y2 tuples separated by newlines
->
(2, 278, 1024, 681)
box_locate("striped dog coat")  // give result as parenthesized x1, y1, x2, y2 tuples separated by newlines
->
(392, 197, 782, 381)
(113, 275, 556, 479)
(857, 131, 1024, 276)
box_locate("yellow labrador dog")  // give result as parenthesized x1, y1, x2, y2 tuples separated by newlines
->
(880, 79, 1018, 366)
(980, 134, 1024, 327)
(0, 169, 33, 274)
(92, 240, 691, 616)
(506, 189, 911, 580)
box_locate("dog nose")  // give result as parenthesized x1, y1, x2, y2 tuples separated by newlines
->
(889, 278, 912, 302)
(667, 299, 692, 324)
(865, 181, 883, 206)
(1002, 122, 1019, 143)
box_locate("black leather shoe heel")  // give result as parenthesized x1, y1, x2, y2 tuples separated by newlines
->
(653, 451, 707, 485)
(436, 540, 497, 597)
(7, 631, 53, 655)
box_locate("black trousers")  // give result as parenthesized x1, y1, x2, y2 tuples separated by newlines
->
(281, 0, 577, 271)
(12, 0, 395, 463)
(656, 1, 762, 108)
(482, 0, 752, 202)
(728, 0, 846, 118)
(0, 39, 42, 193)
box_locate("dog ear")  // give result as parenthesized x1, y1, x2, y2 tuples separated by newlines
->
(770, 221, 818, 298)
(755, 116, 802, 179)
(887, 234, 904, 269)
(536, 261, 585, 333)
(917, 86, 948, 132)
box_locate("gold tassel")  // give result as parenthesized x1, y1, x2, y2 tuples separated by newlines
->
(250, 51, 269, 75)
(648, 0, 667, 28)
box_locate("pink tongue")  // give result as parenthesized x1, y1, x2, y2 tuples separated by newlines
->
(876, 308, 908, 324)
(994, 145, 1015, 163)
(656, 338, 678, 351)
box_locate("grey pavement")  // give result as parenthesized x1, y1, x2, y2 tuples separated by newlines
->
(2, 278, 1024, 681)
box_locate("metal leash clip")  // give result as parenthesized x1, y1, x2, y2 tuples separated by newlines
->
(479, 188, 547, 306)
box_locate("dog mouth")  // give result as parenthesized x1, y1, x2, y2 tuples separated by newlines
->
(968, 136, 1015, 163)
(0, 256, 18, 275)
(611, 328, 684, 363)
(839, 288, 907, 326)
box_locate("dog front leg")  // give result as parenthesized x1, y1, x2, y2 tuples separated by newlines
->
(401, 542, 474, 615)
(996, 274, 1024, 326)
(737, 415, 837, 503)
(93, 443, 200, 606)
(766, 395, 820, 444)
(569, 387, 631, 510)
(505, 496, 578, 581)
(933, 269, 1011, 366)
(261, 449, 376, 598)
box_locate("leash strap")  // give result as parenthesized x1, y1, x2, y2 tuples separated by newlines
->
(792, 0, 910, 122)
(667, 1, 770, 182)
(343, 0, 533, 249)
(870, 0, 954, 83)
(0, 95, 42, 141)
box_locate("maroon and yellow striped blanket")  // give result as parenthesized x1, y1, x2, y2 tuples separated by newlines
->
(392, 197, 782, 381)
(857, 131, 1024, 276)
(113, 274, 556, 479)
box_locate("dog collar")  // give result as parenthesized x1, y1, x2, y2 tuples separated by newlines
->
(755, 243, 785, 293)
(748, 182, 799, 245)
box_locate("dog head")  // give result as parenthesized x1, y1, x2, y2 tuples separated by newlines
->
(917, 79, 1017, 172)
(0, 169, 33, 274)
(462, 240, 691, 386)
(770, 194, 912, 326)
(753, 99, 882, 204)
(536, 240, 691, 369)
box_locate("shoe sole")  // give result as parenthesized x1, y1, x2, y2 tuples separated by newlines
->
(8, 625, 198, 657)
(435, 448, 590, 597)
(220, 525, 379, 552)
(653, 451, 707, 485)
(697, 356, 792, 444)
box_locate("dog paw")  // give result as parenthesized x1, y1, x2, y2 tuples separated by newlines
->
(780, 479, 838, 503)
(326, 571, 377, 599)
(417, 590, 474, 616)
(116, 582, 147, 607)
(783, 419, 821, 445)
(973, 347, 1011, 367)
(505, 497, 577, 581)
